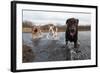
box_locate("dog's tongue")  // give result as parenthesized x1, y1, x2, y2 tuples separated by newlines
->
(70, 32, 75, 36)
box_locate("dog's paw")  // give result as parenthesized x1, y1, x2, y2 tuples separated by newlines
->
(77, 41, 80, 47)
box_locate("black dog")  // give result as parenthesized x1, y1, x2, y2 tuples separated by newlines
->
(65, 18, 79, 48)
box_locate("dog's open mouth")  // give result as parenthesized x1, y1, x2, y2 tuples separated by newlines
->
(70, 29, 76, 36)
(70, 32, 75, 36)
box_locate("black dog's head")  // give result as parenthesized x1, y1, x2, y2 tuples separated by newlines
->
(66, 18, 79, 37)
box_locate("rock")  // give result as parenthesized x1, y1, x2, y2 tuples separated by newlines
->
(22, 45, 35, 63)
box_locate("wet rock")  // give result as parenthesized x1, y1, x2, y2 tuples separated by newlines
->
(22, 45, 35, 63)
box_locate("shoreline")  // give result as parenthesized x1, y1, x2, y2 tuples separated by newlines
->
(22, 27, 91, 33)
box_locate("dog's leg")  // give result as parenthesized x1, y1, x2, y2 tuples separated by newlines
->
(74, 41, 77, 48)
(74, 41, 81, 53)
(74, 40, 80, 48)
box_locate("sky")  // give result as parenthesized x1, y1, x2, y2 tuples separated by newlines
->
(23, 10, 91, 26)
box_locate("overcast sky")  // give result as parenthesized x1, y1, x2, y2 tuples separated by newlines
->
(23, 10, 91, 26)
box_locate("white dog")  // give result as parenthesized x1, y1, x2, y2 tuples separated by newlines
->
(47, 25, 58, 40)
(53, 27, 58, 39)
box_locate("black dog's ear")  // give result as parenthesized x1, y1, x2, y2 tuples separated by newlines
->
(66, 19, 69, 25)
(76, 19, 79, 24)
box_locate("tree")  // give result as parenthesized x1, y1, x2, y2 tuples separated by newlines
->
(22, 21, 33, 28)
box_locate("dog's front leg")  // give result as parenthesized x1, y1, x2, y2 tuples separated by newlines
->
(74, 41, 77, 48)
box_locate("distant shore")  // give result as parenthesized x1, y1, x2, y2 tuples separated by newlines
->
(22, 26, 91, 33)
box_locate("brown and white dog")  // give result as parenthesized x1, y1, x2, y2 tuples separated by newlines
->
(32, 25, 42, 39)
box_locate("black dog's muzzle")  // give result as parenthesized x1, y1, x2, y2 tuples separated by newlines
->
(70, 29, 75, 33)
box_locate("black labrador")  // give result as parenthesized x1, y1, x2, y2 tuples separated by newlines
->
(65, 18, 79, 48)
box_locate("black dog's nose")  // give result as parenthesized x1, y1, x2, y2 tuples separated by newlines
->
(70, 29, 74, 32)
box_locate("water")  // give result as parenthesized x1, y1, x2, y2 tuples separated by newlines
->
(22, 31, 91, 62)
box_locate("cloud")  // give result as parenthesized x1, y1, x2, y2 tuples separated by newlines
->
(23, 10, 91, 26)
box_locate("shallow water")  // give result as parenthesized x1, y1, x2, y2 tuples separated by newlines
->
(22, 31, 91, 62)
